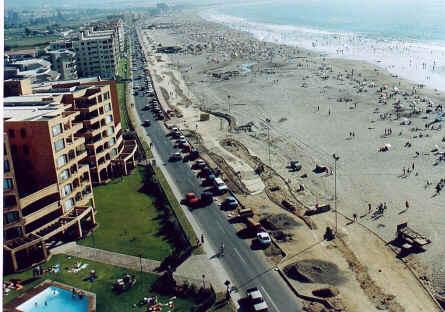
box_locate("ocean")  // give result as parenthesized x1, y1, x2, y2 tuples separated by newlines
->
(201, 0, 445, 91)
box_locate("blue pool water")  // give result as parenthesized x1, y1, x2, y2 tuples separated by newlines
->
(17, 286, 88, 312)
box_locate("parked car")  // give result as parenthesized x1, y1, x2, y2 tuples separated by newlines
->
(185, 192, 199, 206)
(246, 287, 269, 312)
(256, 232, 271, 245)
(189, 148, 199, 160)
(200, 191, 213, 205)
(193, 159, 206, 169)
(169, 152, 182, 161)
(213, 177, 228, 194)
(222, 196, 238, 210)
(143, 120, 151, 127)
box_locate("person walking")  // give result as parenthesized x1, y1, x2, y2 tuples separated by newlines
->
(201, 234, 204, 244)
(368, 203, 372, 214)
(405, 200, 409, 210)
(353, 213, 357, 222)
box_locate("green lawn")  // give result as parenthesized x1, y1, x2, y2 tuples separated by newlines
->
(4, 255, 194, 311)
(79, 167, 174, 261)
(117, 46, 130, 130)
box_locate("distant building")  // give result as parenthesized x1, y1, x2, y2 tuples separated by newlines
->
(4, 78, 33, 97)
(5, 58, 60, 83)
(3, 95, 96, 273)
(46, 49, 78, 80)
(71, 29, 118, 79)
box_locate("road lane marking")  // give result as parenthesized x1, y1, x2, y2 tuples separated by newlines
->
(234, 248, 247, 265)
(260, 286, 280, 312)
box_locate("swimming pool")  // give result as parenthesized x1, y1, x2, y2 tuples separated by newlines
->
(16, 285, 89, 312)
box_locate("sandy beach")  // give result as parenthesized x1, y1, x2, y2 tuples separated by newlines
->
(138, 11, 445, 308)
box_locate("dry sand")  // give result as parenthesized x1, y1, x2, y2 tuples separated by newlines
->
(137, 11, 445, 309)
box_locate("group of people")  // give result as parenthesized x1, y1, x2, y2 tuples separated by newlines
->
(71, 288, 85, 299)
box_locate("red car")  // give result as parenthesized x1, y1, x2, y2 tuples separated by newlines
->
(185, 192, 199, 206)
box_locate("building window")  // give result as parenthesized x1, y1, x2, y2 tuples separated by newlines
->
(59, 169, 70, 181)
(4, 211, 19, 224)
(20, 128, 27, 138)
(105, 115, 113, 124)
(54, 138, 65, 152)
(11, 145, 17, 154)
(65, 198, 74, 210)
(23, 145, 30, 155)
(57, 154, 68, 168)
(3, 178, 13, 190)
(62, 184, 73, 197)
(4, 195, 17, 207)
(8, 129, 15, 138)
(52, 123, 63, 136)
(107, 126, 114, 136)
(104, 103, 112, 112)
(4, 160, 10, 173)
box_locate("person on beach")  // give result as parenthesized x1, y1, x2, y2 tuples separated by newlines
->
(368, 203, 372, 214)
(405, 200, 409, 209)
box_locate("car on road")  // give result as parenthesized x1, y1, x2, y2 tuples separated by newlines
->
(184, 192, 199, 206)
(222, 196, 238, 210)
(213, 177, 229, 194)
(256, 232, 272, 245)
(200, 191, 213, 205)
(246, 287, 269, 312)
(143, 120, 151, 127)
(169, 152, 182, 162)
(193, 159, 206, 169)
(189, 148, 199, 160)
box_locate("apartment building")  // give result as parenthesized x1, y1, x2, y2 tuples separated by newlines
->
(72, 29, 119, 79)
(34, 79, 137, 184)
(3, 95, 96, 273)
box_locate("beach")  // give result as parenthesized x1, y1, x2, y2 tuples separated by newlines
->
(139, 11, 445, 308)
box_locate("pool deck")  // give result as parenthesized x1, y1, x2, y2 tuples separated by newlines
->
(4, 280, 96, 312)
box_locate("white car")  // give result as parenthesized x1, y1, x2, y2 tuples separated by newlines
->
(256, 232, 271, 245)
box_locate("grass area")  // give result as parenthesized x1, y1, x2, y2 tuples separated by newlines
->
(4, 255, 194, 311)
(154, 167, 199, 249)
(79, 167, 174, 261)
(116, 40, 131, 130)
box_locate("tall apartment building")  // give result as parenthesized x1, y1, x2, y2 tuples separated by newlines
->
(3, 95, 96, 273)
(33, 79, 137, 184)
(72, 29, 119, 79)
(91, 19, 125, 53)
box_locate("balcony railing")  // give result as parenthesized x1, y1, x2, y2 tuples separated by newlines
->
(20, 184, 59, 208)
(22, 201, 61, 225)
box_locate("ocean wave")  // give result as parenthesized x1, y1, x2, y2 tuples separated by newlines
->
(201, 10, 445, 91)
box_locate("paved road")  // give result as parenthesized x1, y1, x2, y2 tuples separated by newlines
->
(130, 33, 302, 312)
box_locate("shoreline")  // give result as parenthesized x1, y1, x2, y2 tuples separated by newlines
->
(200, 9, 445, 92)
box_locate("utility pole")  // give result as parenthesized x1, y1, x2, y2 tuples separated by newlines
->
(267, 126, 271, 166)
(332, 153, 340, 235)
(227, 95, 231, 113)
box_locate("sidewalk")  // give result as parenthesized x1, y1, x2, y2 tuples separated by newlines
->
(51, 243, 161, 273)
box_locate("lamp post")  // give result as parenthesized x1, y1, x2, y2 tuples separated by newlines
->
(332, 153, 340, 235)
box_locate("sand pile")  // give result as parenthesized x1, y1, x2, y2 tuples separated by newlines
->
(284, 259, 346, 285)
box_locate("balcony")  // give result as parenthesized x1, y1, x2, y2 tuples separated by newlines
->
(22, 201, 61, 225)
(32, 206, 94, 241)
(20, 184, 59, 208)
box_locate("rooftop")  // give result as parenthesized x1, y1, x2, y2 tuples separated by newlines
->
(4, 94, 65, 121)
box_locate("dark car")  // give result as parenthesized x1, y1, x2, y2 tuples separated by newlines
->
(222, 196, 238, 210)
(169, 152, 182, 162)
(200, 191, 213, 205)
(189, 148, 199, 160)
(143, 120, 151, 127)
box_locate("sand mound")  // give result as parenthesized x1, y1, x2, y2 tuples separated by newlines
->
(284, 259, 346, 285)
(261, 213, 300, 230)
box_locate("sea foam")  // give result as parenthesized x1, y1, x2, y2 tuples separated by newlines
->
(201, 10, 445, 91)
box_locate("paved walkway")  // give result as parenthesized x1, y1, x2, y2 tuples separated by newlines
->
(51, 243, 161, 273)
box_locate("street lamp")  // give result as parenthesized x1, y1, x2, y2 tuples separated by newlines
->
(332, 153, 340, 235)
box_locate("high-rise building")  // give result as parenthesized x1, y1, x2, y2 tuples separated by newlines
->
(3, 94, 96, 273)
(33, 79, 138, 184)
(72, 28, 119, 79)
